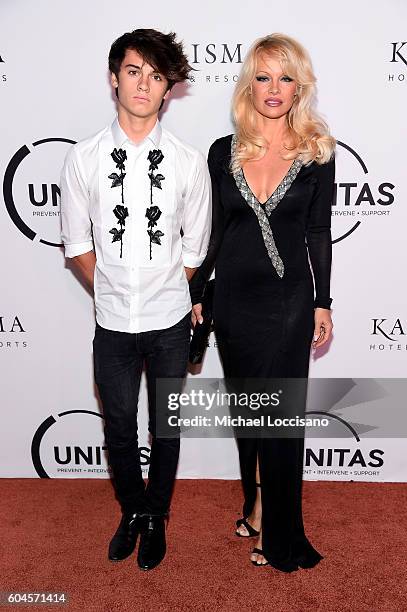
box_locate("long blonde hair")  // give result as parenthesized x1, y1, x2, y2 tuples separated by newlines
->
(231, 33, 335, 172)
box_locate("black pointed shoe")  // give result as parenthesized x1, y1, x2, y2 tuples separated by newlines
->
(137, 515, 167, 571)
(108, 512, 140, 562)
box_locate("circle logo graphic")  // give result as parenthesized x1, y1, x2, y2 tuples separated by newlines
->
(31, 410, 108, 478)
(31, 409, 151, 478)
(3, 138, 75, 247)
(332, 141, 395, 243)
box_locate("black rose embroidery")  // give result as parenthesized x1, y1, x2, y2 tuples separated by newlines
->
(111, 148, 127, 170)
(148, 172, 165, 190)
(146, 206, 164, 257)
(109, 148, 127, 203)
(113, 204, 129, 223)
(148, 149, 164, 171)
(148, 229, 164, 245)
(108, 172, 125, 188)
(108, 148, 128, 258)
(146, 149, 165, 260)
(109, 204, 128, 258)
(146, 206, 162, 224)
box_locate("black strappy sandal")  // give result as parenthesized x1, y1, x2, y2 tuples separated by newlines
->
(251, 547, 269, 566)
(235, 482, 261, 538)
(235, 517, 260, 538)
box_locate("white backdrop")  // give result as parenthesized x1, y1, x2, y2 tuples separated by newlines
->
(1, 0, 406, 481)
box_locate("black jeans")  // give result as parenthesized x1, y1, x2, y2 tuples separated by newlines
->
(93, 312, 191, 516)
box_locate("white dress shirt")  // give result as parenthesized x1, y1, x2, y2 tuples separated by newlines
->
(60, 117, 211, 333)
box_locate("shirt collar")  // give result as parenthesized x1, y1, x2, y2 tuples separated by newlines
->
(111, 116, 162, 149)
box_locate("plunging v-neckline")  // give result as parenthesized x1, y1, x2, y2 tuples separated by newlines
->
(230, 135, 302, 216)
(230, 135, 303, 279)
(242, 160, 298, 207)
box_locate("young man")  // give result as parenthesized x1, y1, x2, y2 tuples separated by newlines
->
(60, 29, 211, 571)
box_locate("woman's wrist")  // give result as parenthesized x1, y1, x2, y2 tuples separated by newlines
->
(314, 297, 332, 310)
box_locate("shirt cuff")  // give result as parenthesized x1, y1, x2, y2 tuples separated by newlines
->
(182, 254, 206, 268)
(64, 241, 94, 258)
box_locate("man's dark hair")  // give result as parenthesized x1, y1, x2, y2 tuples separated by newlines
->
(108, 28, 191, 90)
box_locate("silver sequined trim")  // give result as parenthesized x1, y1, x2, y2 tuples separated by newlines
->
(231, 135, 302, 278)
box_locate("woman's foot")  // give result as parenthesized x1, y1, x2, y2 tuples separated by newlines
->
(235, 510, 261, 536)
(250, 531, 268, 566)
(236, 480, 262, 537)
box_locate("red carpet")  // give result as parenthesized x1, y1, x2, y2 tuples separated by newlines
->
(0, 479, 406, 611)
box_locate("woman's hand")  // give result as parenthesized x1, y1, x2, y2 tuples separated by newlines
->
(191, 303, 203, 327)
(312, 308, 333, 349)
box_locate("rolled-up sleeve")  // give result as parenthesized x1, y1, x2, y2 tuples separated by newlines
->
(60, 146, 93, 258)
(181, 151, 212, 268)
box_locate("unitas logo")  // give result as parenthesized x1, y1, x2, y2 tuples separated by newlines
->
(3, 137, 75, 247)
(31, 410, 151, 478)
(332, 141, 395, 243)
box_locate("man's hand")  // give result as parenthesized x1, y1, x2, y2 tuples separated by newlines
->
(191, 303, 203, 327)
(312, 308, 333, 349)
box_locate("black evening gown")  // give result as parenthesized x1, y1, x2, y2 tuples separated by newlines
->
(190, 134, 335, 573)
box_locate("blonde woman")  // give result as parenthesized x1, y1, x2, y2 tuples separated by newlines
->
(190, 33, 335, 572)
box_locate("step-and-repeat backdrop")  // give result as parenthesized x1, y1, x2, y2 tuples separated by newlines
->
(1, 0, 406, 481)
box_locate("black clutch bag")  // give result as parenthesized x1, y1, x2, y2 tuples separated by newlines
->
(189, 279, 215, 365)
